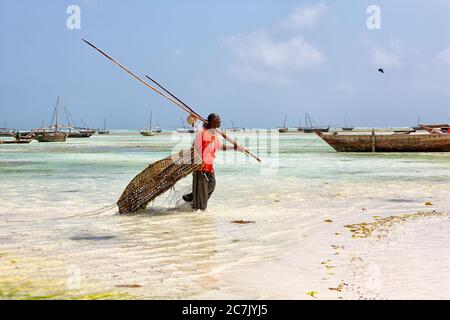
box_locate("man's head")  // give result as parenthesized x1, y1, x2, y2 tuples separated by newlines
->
(206, 113, 221, 129)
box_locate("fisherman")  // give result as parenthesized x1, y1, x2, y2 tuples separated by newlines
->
(183, 113, 244, 211)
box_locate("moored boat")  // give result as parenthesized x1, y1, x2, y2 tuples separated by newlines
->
(316, 130, 450, 152)
(97, 118, 110, 135)
(298, 113, 329, 133)
(176, 117, 194, 133)
(277, 115, 288, 133)
(140, 110, 158, 136)
(33, 96, 67, 142)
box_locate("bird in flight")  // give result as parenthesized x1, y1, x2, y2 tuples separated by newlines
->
(378, 68, 384, 74)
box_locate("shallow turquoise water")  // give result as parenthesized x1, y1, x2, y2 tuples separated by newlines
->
(0, 131, 449, 298)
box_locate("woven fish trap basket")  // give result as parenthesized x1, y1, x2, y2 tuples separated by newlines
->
(117, 146, 201, 214)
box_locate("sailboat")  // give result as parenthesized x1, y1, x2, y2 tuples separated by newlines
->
(341, 118, 354, 131)
(227, 119, 244, 132)
(154, 122, 162, 133)
(33, 96, 67, 142)
(299, 113, 330, 133)
(277, 115, 288, 133)
(297, 119, 304, 133)
(140, 111, 157, 136)
(176, 117, 194, 133)
(97, 118, 110, 135)
(65, 107, 94, 138)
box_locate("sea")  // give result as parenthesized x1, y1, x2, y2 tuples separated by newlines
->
(0, 130, 449, 299)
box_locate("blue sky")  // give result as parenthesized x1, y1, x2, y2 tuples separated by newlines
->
(0, 0, 449, 129)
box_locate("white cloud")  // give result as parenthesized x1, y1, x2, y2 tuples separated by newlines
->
(224, 31, 326, 84)
(281, 2, 329, 29)
(433, 46, 450, 69)
(371, 40, 404, 68)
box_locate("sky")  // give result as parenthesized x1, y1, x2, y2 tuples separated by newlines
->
(0, 0, 449, 130)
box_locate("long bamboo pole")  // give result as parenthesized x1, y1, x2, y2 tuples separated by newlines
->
(144, 75, 261, 162)
(82, 38, 260, 162)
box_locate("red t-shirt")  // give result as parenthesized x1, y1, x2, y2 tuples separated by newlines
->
(195, 128, 222, 173)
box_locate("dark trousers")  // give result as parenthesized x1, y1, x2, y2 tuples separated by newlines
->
(184, 171, 216, 210)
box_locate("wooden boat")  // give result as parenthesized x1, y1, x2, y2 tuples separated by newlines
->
(176, 128, 194, 133)
(227, 119, 245, 132)
(0, 128, 15, 137)
(278, 115, 288, 133)
(33, 130, 67, 142)
(33, 96, 67, 143)
(63, 107, 94, 138)
(413, 124, 450, 133)
(298, 113, 329, 133)
(316, 130, 450, 152)
(97, 118, 110, 135)
(341, 119, 354, 131)
(1, 139, 33, 144)
(140, 111, 158, 136)
(68, 130, 93, 138)
(176, 117, 194, 133)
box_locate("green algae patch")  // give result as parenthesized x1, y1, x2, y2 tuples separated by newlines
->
(0, 278, 134, 300)
(345, 211, 446, 239)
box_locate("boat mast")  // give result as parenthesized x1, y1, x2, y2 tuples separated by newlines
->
(64, 106, 72, 130)
(55, 96, 60, 133)
(149, 110, 153, 131)
(283, 114, 287, 128)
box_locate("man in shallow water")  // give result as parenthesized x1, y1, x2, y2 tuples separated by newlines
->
(182, 113, 244, 211)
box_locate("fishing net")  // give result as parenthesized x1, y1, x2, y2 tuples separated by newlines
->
(117, 146, 201, 214)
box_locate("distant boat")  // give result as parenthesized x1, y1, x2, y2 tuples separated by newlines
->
(316, 128, 450, 152)
(0, 128, 15, 137)
(227, 119, 244, 132)
(296, 119, 304, 133)
(154, 122, 162, 133)
(277, 115, 288, 133)
(97, 118, 110, 135)
(413, 124, 449, 133)
(33, 96, 67, 142)
(176, 117, 194, 133)
(299, 113, 329, 133)
(1, 138, 33, 144)
(64, 107, 94, 138)
(140, 111, 158, 136)
(341, 119, 354, 131)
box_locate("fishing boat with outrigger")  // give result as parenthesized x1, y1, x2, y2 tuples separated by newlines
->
(33, 96, 67, 142)
(82, 39, 260, 214)
(140, 110, 158, 136)
(316, 124, 450, 152)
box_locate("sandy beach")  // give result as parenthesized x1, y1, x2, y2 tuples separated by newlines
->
(1, 132, 449, 299)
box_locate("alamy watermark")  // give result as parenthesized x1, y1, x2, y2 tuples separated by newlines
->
(66, 5, 81, 30)
(367, 5, 381, 30)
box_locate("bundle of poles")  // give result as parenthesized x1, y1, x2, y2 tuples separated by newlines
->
(81, 39, 261, 163)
